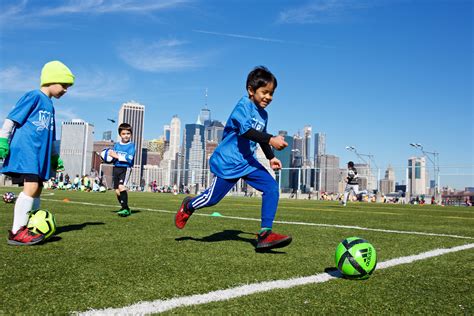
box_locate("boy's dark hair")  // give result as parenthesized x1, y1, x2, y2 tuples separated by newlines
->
(348, 161, 354, 167)
(246, 66, 277, 92)
(118, 123, 133, 134)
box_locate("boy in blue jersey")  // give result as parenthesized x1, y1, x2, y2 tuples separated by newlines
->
(175, 66, 292, 251)
(0, 61, 74, 246)
(108, 123, 136, 217)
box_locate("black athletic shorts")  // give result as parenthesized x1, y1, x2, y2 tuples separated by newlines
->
(6, 173, 44, 187)
(112, 167, 131, 189)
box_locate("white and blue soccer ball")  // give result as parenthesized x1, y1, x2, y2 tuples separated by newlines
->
(100, 148, 116, 164)
(3, 192, 15, 203)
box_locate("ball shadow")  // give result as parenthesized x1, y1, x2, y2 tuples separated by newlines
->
(55, 222, 105, 235)
(324, 267, 343, 278)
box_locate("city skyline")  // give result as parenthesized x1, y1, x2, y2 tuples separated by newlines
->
(95, 103, 467, 191)
(0, 0, 472, 189)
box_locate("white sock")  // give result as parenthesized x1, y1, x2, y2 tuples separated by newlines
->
(32, 197, 41, 211)
(12, 192, 34, 234)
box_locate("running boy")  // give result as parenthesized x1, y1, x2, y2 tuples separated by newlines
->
(0, 60, 74, 245)
(175, 66, 292, 251)
(341, 161, 368, 206)
(108, 123, 136, 217)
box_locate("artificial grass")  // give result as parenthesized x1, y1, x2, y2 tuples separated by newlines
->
(1, 189, 472, 314)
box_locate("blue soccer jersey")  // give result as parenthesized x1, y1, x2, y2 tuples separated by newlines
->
(209, 96, 268, 179)
(113, 141, 136, 168)
(2, 90, 56, 180)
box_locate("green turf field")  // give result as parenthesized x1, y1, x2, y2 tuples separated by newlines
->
(1, 188, 473, 315)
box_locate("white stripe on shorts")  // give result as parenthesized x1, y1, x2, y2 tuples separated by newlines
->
(123, 167, 132, 188)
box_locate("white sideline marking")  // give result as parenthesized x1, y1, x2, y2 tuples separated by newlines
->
(42, 198, 474, 240)
(76, 243, 474, 315)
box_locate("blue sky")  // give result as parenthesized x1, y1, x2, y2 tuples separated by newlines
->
(0, 0, 472, 187)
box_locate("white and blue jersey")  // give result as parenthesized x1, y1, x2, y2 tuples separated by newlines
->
(209, 96, 268, 179)
(113, 141, 135, 168)
(2, 90, 56, 180)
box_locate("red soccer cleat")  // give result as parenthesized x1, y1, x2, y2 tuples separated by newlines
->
(256, 230, 292, 251)
(175, 196, 194, 229)
(7, 226, 44, 246)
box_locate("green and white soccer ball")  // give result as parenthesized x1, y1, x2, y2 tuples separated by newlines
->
(335, 237, 377, 279)
(27, 209, 57, 239)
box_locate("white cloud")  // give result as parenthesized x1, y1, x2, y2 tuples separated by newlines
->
(278, 0, 380, 24)
(40, 0, 190, 15)
(0, 0, 190, 27)
(0, 0, 28, 21)
(0, 64, 129, 101)
(56, 107, 81, 122)
(68, 68, 130, 100)
(0, 66, 38, 92)
(118, 39, 204, 72)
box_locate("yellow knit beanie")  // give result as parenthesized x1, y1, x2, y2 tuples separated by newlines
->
(40, 61, 75, 86)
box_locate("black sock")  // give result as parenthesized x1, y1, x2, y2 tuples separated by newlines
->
(119, 191, 129, 210)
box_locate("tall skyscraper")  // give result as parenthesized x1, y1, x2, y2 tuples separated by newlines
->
(303, 125, 312, 163)
(169, 115, 181, 159)
(159, 116, 181, 187)
(274, 130, 293, 191)
(199, 108, 211, 126)
(118, 101, 145, 167)
(380, 165, 396, 194)
(319, 154, 341, 193)
(60, 119, 94, 177)
(184, 123, 205, 185)
(188, 127, 205, 187)
(205, 120, 224, 143)
(314, 132, 326, 157)
(314, 132, 327, 191)
(408, 157, 427, 195)
(292, 133, 303, 157)
(118, 101, 145, 185)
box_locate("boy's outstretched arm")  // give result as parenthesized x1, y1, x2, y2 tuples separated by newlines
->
(242, 129, 288, 150)
(269, 135, 288, 150)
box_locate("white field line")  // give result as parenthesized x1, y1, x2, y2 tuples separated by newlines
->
(42, 198, 474, 240)
(76, 243, 474, 315)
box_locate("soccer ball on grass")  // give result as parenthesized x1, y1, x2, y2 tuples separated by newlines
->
(3, 192, 16, 203)
(27, 209, 57, 239)
(335, 237, 377, 279)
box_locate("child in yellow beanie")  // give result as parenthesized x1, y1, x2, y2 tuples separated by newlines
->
(0, 60, 74, 246)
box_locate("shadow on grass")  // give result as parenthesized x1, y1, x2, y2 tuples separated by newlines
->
(175, 229, 290, 254)
(55, 222, 105, 235)
(324, 267, 343, 278)
(176, 229, 255, 244)
(323, 267, 370, 281)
